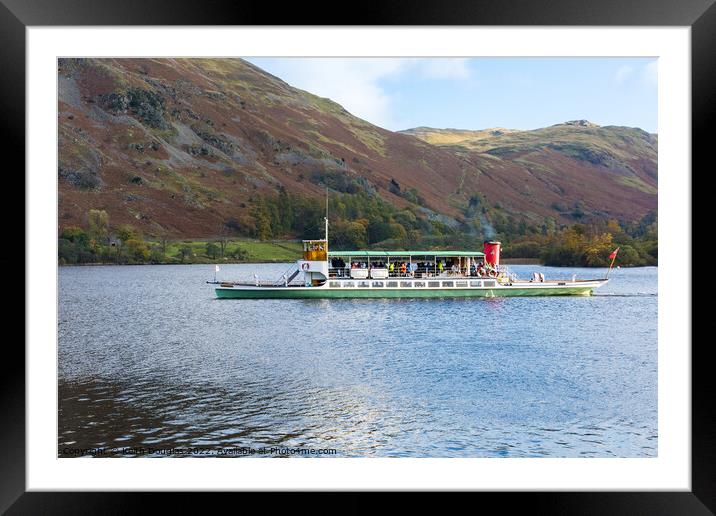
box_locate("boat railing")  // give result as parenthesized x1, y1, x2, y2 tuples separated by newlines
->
(273, 265, 302, 286)
(329, 267, 450, 278)
(496, 264, 519, 282)
(328, 267, 509, 280)
(219, 264, 516, 287)
(218, 279, 281, 287)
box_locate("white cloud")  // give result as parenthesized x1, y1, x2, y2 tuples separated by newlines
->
(642, 60, 658, 88)
(245, 58, 473, 130)
(614, 65, 634, 84)
(416, 58, 472, 80)
(613, 61, 657, 89)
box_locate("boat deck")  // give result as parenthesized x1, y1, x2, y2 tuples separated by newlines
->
(213, 276, 606, 290)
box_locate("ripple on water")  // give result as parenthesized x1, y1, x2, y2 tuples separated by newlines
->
(58, 264, 657, 457)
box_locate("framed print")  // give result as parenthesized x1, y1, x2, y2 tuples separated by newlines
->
(6, 0, 709, 512)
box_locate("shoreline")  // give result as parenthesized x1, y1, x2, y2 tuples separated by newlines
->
(57, 259, 294, 267)
(500, 258, 543, 265)
(58, 261, 656, 268)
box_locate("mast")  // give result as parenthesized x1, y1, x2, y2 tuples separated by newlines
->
(325, 188, 329, 243)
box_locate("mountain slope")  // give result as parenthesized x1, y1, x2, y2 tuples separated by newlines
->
(401, 121, 657, 220)
(58, 58, 657, 239)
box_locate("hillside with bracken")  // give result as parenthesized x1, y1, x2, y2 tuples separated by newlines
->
(58, 58, 657, 249)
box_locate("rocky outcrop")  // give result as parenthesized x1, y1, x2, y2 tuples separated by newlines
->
(100, 88, 169, 129)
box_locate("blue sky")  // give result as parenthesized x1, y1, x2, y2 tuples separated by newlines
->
(247, 57, 657, 133)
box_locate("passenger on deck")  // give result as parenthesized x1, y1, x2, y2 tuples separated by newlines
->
(399, 263, 407, 276)
(389, 262, 394, 275)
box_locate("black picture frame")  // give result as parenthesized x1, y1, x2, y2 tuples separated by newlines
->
(4, 0, 708, 512)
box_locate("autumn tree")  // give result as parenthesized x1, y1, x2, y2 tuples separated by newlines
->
(87, 209, 109, 244)
(583, 233, 614, 266)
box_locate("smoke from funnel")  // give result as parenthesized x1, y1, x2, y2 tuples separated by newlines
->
(479, 214, 495, 239)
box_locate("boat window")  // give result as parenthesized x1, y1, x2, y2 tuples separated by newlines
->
(414, 281, 426, 288)
(400, 281, 412, 288)
(386, 281, 398, 288)
(372, 281, 384, 288)
(470, 280, 482, 287)
(329, 281, 341, 288)
(442, 281, 454, 288)
(484, 280, 496, 287)
(342, 281, 354, 288)
(456, 281, 468, 287)
(357, 281, 370, 288)
(428, 281, 440, 288)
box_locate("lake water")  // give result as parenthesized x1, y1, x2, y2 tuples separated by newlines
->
(58, 264, 657, 458)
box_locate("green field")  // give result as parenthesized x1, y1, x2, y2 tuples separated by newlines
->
(159, 239, 303, 264)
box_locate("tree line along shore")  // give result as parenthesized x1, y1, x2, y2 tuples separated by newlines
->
(58, 203, 657, 267)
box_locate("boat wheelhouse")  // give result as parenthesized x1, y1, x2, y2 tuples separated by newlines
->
(212, 218, 608, 299)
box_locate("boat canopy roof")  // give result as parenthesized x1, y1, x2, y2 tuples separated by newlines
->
(328, 250, 485, 258)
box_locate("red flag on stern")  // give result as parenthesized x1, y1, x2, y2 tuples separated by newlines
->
(605, 247, 620, 279)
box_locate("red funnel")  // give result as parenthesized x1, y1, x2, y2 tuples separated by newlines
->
(483, 241, 501, 267)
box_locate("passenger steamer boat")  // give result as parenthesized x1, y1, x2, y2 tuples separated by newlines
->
(212, 218, 609, 299)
